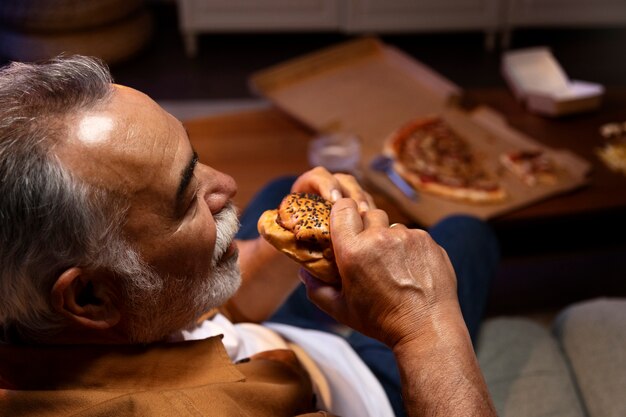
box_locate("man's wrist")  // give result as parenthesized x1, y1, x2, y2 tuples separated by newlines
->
(390, 302, 496, 417)
(391, 300, 470, 355)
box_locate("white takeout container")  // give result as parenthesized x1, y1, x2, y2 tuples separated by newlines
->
(502, 47, 604, 116)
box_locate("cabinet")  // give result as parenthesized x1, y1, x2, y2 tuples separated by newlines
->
(344, 0, 499, 32)
(177, 0, 626, 56)
(177, 0, 500, 56)
(177, 0, 341, 56)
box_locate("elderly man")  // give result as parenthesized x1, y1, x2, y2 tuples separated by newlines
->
(0, 56, 497, 416)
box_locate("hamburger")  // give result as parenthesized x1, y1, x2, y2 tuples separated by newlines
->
(257, 192, 339, 283)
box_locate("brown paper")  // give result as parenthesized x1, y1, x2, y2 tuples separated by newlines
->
(251, 37, 461, 163)
(366, 107, 591, 225)
(250, 37, 590, 226)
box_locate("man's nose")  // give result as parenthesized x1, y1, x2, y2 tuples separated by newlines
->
(197, 163, 238, 212)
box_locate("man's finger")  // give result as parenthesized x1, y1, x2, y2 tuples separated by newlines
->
(334, 174, 368, 207)
(292, 167, 342, 202)
(363, 209, 389, 229)
(330, 198, 363, 243)
(299, 268, 345, 314)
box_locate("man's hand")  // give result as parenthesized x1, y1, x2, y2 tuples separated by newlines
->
(301, 198, 459, 348)
(301, 198, 497, 416)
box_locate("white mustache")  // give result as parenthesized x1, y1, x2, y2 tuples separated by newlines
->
(212, 203, 240, 267)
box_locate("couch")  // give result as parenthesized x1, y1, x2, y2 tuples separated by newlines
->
(477, 298, 626, 417)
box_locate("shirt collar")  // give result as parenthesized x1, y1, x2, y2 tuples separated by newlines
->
(0, 336, 244, 390)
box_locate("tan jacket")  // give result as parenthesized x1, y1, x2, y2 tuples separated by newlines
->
(0, 336, 336, 416)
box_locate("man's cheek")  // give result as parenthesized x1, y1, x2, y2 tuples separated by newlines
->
(154, 236, 215, 275)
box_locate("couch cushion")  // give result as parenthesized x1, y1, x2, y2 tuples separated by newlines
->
(554, 298, 626, 417)
(477, 317, 585, 417)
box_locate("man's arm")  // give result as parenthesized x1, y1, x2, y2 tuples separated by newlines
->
(392, 306, 495, 416)
(302, 199, 497, 416)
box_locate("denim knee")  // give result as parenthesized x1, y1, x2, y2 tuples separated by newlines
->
(429, 215, 500, 267)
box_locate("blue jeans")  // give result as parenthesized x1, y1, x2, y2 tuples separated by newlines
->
(236, 176, 499, 417)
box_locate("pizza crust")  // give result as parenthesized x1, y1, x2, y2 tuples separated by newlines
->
(393, 160, 507, 203)
(500, 150, 558, 187)
(384, 116, 506, 204)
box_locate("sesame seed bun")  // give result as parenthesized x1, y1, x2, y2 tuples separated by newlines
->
(257, 193, 339, 284)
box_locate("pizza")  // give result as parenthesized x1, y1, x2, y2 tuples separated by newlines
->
(384, 116, 506, 203)
(500, 149, 557, 186)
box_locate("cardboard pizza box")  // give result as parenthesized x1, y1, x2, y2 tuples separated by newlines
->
(250, 37, 461, 164)
(365, 106, 591, 225)
(249, 37, 591, 226)
(501, 47, 604, 117)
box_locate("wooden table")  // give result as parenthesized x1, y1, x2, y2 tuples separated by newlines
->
(184, 89, 626, 312)
(465, 88, 626, 223)
(461, 89, 626, 313)
(458, 89, 626, 262)
(185, 89, 626, 235)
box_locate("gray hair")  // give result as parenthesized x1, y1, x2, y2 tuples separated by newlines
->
(0, 56, 162, 343)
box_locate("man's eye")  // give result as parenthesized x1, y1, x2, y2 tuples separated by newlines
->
(181, 188, 198, 217)
(186, 184, 204, 215)
(186, 193, 199, 215)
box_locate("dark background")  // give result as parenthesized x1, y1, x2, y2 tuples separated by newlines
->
(109, 3, 626, 100)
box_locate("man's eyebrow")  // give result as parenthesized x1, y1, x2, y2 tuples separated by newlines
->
(176, 150, 198, 206)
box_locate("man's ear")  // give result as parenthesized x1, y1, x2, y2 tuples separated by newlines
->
(51, 267, 121, 330)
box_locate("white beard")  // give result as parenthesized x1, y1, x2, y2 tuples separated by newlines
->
(126, 203, 242, 343)
(189, 203, 242, 313)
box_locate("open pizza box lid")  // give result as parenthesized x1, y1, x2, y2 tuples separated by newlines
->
(250, 37, 461, 164)
(502, 47, 604, 116)
(249, 38, 590, 226)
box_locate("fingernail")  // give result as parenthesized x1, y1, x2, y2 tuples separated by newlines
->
(331, 189, 341, 202)
(359, 201, 370, 212)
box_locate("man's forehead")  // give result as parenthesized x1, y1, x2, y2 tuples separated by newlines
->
(58, 85, 189, 195)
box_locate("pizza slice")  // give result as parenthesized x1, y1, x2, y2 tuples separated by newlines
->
(384, 116, 506, 204)
(500, 149, 557, 186)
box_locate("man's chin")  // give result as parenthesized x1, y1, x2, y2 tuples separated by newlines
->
(199, 255, 241, 312)
(127, 254, 242, 343)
